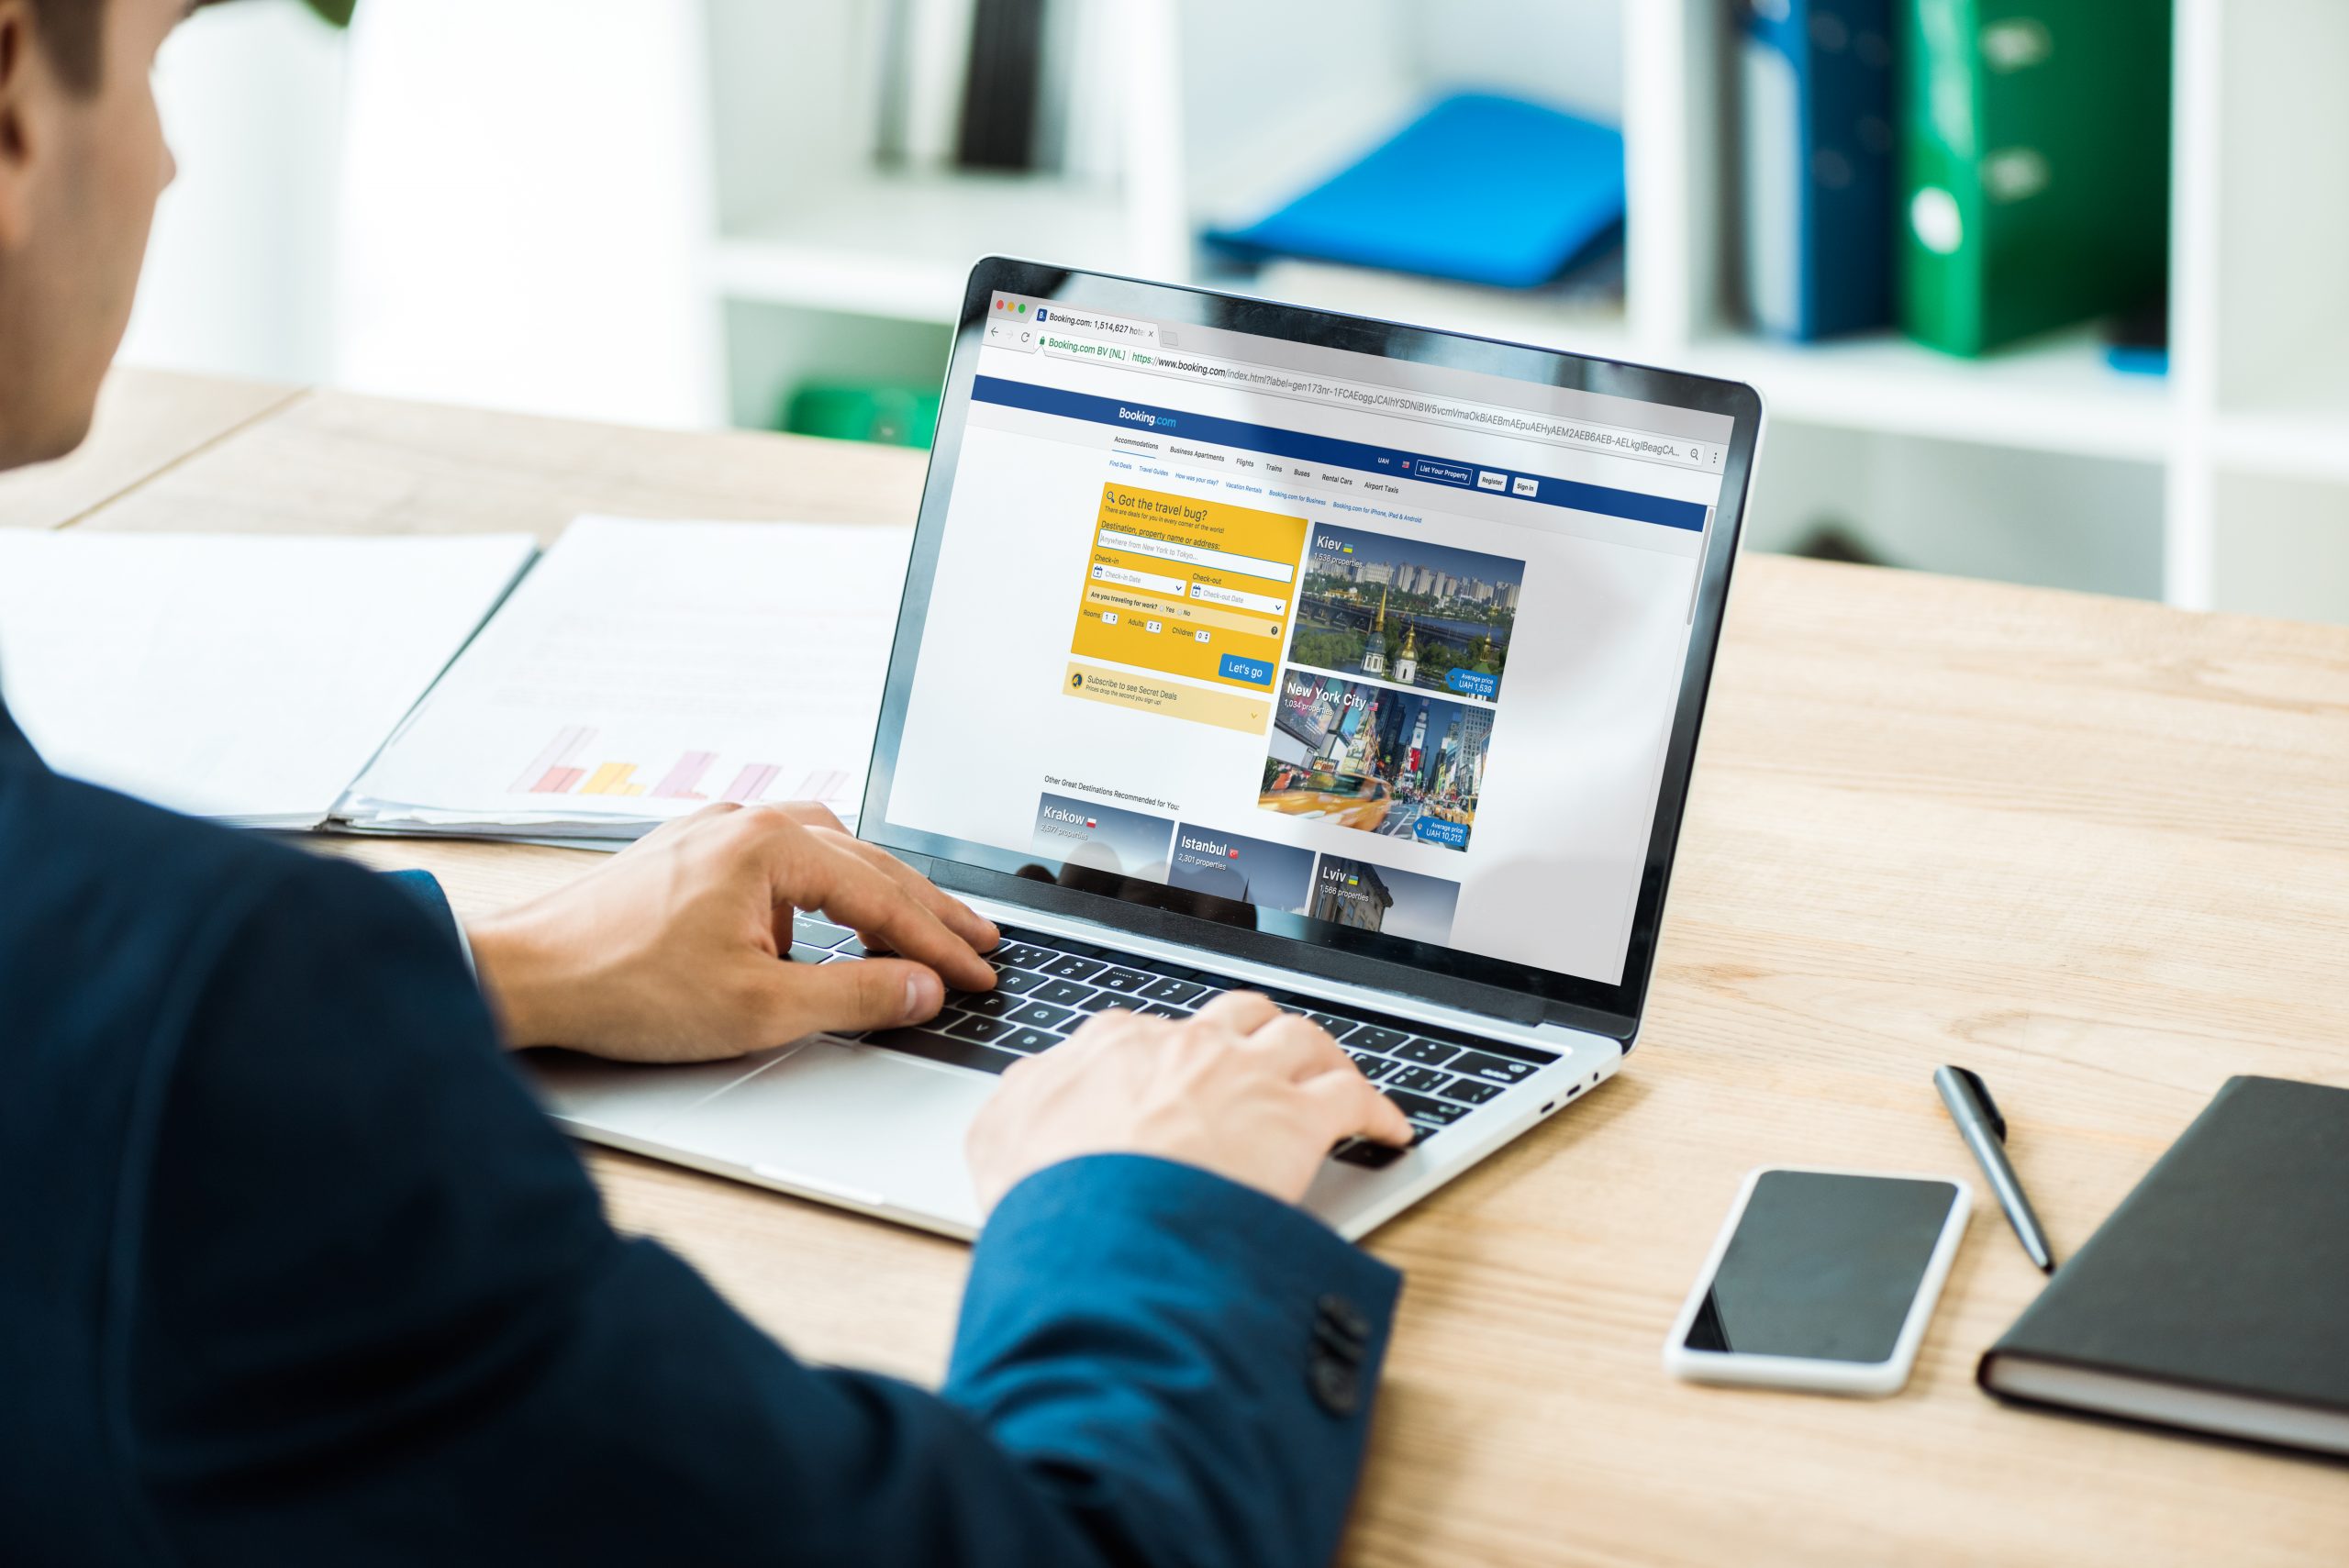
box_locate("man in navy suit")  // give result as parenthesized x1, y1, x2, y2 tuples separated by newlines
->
(0, 2, 1414, 1562)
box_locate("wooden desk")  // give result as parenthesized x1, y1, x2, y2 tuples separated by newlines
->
(0, 368, 296, 531)
(43, 376, 2349, 1565)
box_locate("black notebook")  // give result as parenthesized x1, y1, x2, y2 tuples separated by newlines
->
(1979, 1075, 2349, 1458)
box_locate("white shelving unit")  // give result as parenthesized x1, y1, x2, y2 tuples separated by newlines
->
(689, 0, 2349, 621)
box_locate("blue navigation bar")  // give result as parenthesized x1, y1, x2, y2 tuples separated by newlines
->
(971, 374, 1707, 532)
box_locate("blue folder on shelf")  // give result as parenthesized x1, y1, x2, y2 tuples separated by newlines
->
(1203, 93, 1624, 290)
(1738, 0, 1897, 339)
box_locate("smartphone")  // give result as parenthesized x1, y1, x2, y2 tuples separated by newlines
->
(1663, 1166, 1971, 1396)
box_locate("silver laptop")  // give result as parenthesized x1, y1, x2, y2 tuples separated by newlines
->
(531, 258, 1762, 1241)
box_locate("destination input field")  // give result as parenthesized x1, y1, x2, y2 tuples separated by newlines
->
(1096, 528, 1295, 584)
(1089, 560, 1186, 597)
(1189, 580, 1288, 616)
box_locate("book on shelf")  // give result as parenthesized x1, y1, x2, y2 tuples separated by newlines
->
(1204, 93, 1625, 292)
(1738, 0, 1898, 341)
(1898, 0, 2171, 356)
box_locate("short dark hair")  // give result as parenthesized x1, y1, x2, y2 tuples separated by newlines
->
(25, 0, 104, 92)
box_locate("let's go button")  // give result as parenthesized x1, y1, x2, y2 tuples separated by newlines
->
(1218, 653, 1275, 686)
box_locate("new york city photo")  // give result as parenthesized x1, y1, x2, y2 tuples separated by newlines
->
(1286, 526, 1524, 702)
(1261, 673, 1491, 851)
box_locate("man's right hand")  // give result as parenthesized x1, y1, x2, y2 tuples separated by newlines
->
(965, 992, 1415, 1212)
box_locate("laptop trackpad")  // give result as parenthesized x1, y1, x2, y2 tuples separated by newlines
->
(669, 1040, 992, 1229)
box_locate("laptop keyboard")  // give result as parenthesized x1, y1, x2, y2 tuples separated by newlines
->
(788, 916, 1560, 1169)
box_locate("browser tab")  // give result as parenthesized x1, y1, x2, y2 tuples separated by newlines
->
(1031, 306, 1159, 346)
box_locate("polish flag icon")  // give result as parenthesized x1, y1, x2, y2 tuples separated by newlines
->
(1085, 817, 1097, 828)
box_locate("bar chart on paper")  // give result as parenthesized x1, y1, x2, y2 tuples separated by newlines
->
(337, 517, 908, 842)
(509, 725, 854, 809)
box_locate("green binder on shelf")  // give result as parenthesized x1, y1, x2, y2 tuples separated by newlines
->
(1899, 0, 2170, 357)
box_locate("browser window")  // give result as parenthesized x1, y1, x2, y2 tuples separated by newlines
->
(885, 294, 1733, 987)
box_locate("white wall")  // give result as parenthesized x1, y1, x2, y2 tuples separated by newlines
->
(333, 0, 720, 428)
(119, 0, 348, 384)
(121, 0, 722, 429)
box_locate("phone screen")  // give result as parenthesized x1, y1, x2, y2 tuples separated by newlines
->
(1683, 1171, 1960, 1363)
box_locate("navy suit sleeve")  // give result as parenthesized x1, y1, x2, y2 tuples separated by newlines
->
(122, 857, 1399, 1568)
(377, 866, 463, 947)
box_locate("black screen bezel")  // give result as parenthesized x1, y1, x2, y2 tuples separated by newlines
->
(857, 257, 1762, 1040)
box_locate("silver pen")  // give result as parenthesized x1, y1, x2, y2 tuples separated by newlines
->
(1934, 1065, 2056, 1273)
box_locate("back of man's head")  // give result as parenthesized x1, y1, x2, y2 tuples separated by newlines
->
(0, 0, 190, 470)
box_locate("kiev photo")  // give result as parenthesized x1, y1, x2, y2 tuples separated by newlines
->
(1285, 525, 1525, 703)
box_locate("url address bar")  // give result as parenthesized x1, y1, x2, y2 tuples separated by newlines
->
(1037, 332, 1718, 472)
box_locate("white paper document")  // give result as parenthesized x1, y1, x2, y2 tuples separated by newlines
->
(0, 530, 536, 827)
(339, 517, 910, 839)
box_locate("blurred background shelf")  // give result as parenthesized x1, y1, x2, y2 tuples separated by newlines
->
(1677, 330, 2175, 464)
(117, 0, 2349, 623)
(2210, 406, 2349, 487)
(711, 172, 1134, 322)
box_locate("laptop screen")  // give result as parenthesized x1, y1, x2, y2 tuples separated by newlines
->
(864, 262, 1753, 1019)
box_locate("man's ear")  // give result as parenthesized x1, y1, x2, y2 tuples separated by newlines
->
(0, 2, 37, 250)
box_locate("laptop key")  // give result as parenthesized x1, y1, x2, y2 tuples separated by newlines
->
(993, 943, 1057, 971)
(1346, 1026, 1409, 1053)
(1450, 1051, 1536, 1085)
(1303, 1011, 1353, 1034)
(1043, 954, 1106, 982)
(1385, 1089, 1469, 1127)
(991, 969, 1048, 996)
(1390, 1038, 1460, 1067)
(1140, 1003, 1193, 1020)
(946, 1014, 1018, 1043)
(1348, 1052, 1399, 1083)
(838, 935, 893, 958)
(1072, 990, 1124, 1014)
(791, 916, 856, 949)
(1001, 1028, 1062, 1054)
(1440, 1078, 1501, 1106)
(1139, 977, 1206, 1006)
(1008, 1001, 1074, 1031)
(1332, 1126, 1433, 1169)
(1091, 967, 1152, 995)
(954, 990, 1021, 1018)
(1031, 979, 1097, 1008)
(1387, 1065, 1451, 1095)
(787, 942, 833, 964)
(863, 1027, 1019, 1077)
